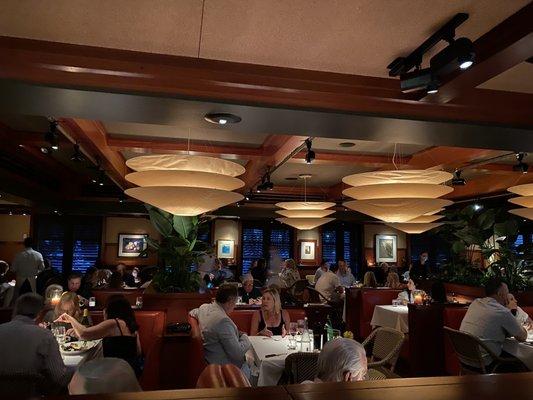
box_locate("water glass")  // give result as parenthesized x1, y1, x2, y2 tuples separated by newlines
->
(237, 296, 243, 304)
(331, 329, 341, 340)
(88, 297, 96, 308)
(288, 322, 298, 350)
(392, 299, 400, 307)
(135, 296, 143, 309)
(297, 319, 305, 334)
(53, 325, 66, 344)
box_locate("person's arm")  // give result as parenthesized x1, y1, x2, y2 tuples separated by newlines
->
(56, 313, 115, 340)
(189, 307, 199, 319)
(502, 310, 528, 342)
(282, 309, 290, 337)
(217, 319, 250, 365)
(39, 334, 73, 389)
(250, 310, 260, 336)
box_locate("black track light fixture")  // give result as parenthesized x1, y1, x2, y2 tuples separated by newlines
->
(426, 81, 439, 94)
(451, 169, 466, 186)
(305, 138, 315, 164)
(45, 120, 60, 151)
(92, 169, 106, 186)
(513, 153, 529, 174)
(70, 143, 84, 162)
(204, 113, 242, 125)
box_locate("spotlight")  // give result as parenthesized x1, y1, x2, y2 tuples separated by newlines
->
(70, 143, 84, 162)
(204, 113, 241, 125)
(40, 146, 51, 154)
(451, 170, 466, 186)
(118, 196, 127, 204)
(45, 120, 59, 151)
(430, 37, 475, 76)
(426, 82, 439, 94)
(305, 139, 315, 164)
(93, 170, 106, 186)
(513, 153, 529, 174)
(473, 204, 482, 211)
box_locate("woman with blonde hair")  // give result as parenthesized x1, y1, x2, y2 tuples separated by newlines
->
(385, 272, 403, 289)
(44, 291, 82, 323)
(363, 271, 378, 288)
(280, 258, 300, 290)
(250, 287, 290, 336)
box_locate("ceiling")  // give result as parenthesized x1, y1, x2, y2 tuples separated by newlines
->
(478, 62, 533, 94)
(0, 0, 528, 79)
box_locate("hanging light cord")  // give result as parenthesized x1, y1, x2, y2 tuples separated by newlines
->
(392, 142, 399, 170)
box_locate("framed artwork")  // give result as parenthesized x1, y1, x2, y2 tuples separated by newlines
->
(375, 234, 397, 263)
(217, 239, 235, 259)
(118, 233, 148, 258)
(298, 239, 318, 265)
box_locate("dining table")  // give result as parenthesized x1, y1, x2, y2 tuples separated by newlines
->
(502, 331, 533, 371)
(248, 335, 312, 387)
(370, 305, 409, 333)
(61, 339, 103, 368)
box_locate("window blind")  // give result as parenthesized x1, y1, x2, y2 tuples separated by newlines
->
(72, 222, 100, 273)
(321, 229, 336, 264)
(37, 221, 64, 273)
(242, 227, 264, 274)
(270, 228, 291, 261)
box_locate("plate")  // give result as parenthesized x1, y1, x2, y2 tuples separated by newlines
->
(60, 340, 99, 355)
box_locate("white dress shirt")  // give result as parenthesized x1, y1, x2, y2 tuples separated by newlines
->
(315, 271, 341, 303)
(11, 247, 44, 278)
(460, 297, 525, 364)
(189, 302, 251, 368)
(337, 270, 356, 288)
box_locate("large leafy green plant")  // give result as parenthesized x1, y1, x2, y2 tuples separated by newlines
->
(143, 205, 212, 293)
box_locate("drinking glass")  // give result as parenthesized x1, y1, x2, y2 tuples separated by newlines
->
(135, 296, 143, 309)
(392, 299, 400, 307)
(288, 322, 298, 349)
(89, 297, 96, 308)
(331, 329, 341, 340)
(53, 325, 66, 345)
(297, 319, 305, 334)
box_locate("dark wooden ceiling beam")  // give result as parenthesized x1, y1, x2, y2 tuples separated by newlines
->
(0, 36, 531, 127)
(420, 3, 533, 104)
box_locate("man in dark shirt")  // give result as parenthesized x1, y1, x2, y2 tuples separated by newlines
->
(410, 251, 430, 281)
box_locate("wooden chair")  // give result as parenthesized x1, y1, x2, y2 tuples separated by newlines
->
(363, 327, 405, 373)
(444, 327, 527, 374)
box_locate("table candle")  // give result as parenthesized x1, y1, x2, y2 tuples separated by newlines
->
(414, 294, 423, 305)
(51, 295, 61, 306)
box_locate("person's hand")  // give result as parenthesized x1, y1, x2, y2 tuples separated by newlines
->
(66, 328, 78, 338)
(259, 328, 273, 337)
(209, 273, 215, 281)
(54, 313, 72, 323)
(38, 322, 49, 329)
(507, 294, 518, 311)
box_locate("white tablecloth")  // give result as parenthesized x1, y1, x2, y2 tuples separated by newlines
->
(370, 305, 409, 333)
(503, 333, 533, 371)
(61, 340, 103, 368)
(248, 335, 301, 386)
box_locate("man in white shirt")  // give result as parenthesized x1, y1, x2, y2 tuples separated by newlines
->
(336, 260, 356, 288)
(189, 283, 251, 373)
(314, 260, 330, 284)
(12, 237, 44, 299)
(460, 278, 527, 366)
(315, 264, 343, 304)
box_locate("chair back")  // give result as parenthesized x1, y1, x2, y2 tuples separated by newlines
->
(443, 327, 487, 374)
(0, 372, 45, 397)
(196, 364, 251, 388)
(363, 327, 405, 372)
(291, 280, 309, 298)
(305, 275, 315, 286)
(284, 352, 319, 384)
(307, 287, 329, 303)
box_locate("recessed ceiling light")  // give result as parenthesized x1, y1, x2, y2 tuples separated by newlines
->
(40, 147, 50, 154)
(204, 113, 241, 125)
(339, 142, 356, 148)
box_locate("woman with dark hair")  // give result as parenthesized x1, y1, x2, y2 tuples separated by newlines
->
(55, 295, 142, 375)
(250, 258, 267, 286)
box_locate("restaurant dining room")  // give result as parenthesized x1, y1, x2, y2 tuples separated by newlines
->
(0, 1, 533, 399)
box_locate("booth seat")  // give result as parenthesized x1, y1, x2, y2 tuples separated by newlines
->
(442, 305, 533, 375)
(91, 288, 143, 308)
(229, 308, 307, 335)
(187, 314, 208, 389)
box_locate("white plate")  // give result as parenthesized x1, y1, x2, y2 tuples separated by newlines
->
(60, 340, 99, 355)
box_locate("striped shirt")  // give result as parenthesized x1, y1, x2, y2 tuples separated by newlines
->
(0, 315, 72, 393)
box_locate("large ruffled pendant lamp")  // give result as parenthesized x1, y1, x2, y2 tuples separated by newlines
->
(508, 183, 533, 220)
(275, 175, 335, 230)
(342, 169, 453, 222)
(124, 154, 245, 216)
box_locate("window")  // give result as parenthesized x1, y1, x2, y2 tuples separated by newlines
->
(321, 229, 337, 264)
(72, 222, 100, 273)
(343, 230, 351, 265)
(242, 227, 264, 274)
(37, 219, 64, 273)
(270, 228, 291, 260)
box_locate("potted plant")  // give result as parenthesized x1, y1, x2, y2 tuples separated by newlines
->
(141, 206, 214, 322)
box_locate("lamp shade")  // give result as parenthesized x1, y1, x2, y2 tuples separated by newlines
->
(424, 208, 445, 216)
(126, 170, 244, 191)
(407, 214, 444, 223)
(343, 183, 452, 200)
(276, 217, 335, 230)
(275, 201, 336, 210)
(386, 222, 444, 234)
(275, 209, 336, 218)
(342, 170, 452, 187)
(508, 183, 533, 196)
(126, 154, 245, 176)
(509, 208, 533, 220)
(508, 196, 533, 208)
(343, 198, 453, 222)
(125, 186, 243, 216)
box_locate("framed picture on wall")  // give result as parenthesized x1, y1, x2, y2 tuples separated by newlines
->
(217, 239, 235, 259)
(375, 234, 397, 263)
(298, 239, 318, 265)
(118, 233, 148, 258)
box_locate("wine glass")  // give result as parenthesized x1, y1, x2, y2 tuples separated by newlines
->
(297, 319, 305, 335)
(288, 322, 298, 349)
(53, 325, 66, 345)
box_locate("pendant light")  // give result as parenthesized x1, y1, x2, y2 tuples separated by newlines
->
(507, 183, 533, 221)
(275, 175, 335, 230)
(386, 222, 444, 234)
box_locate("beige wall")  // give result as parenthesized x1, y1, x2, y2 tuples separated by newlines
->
(364, 224, 406, 248)
(0, 215, 30, 242)
(213, 219, 240, 245)
(0, 215, 31, 263)
(296, 228, 320, 242)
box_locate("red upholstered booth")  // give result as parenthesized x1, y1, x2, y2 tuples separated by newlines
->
(196, 364, 250, 388)
(346, 288, 402, 339)
(91, 289, 143, 308)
